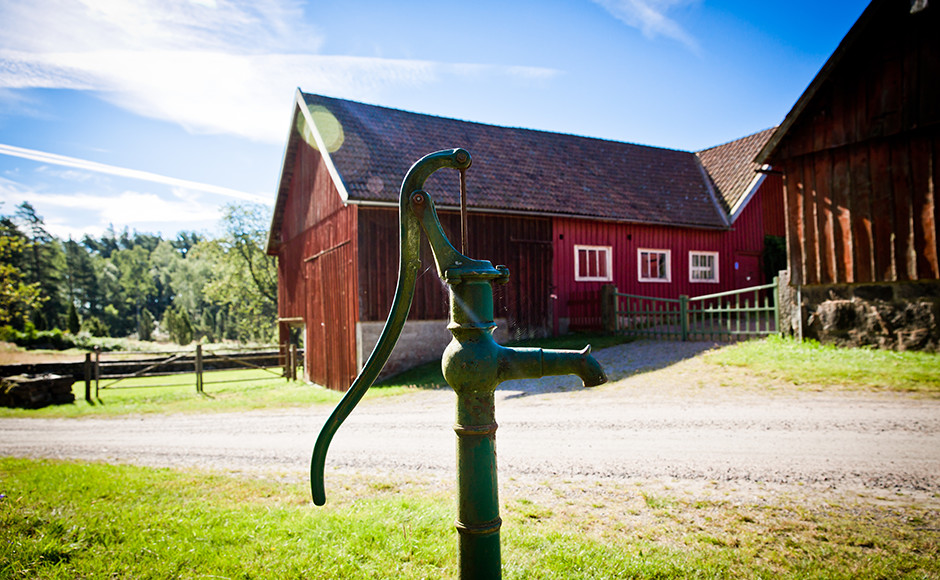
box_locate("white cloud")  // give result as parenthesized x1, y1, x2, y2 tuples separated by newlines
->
(591, 0, 700, 53)
(83, 190, 220, 225)
(0, 143, 269, 203)
(0, 0, 560, 144)
(0, 0, 318, 55)
(0, 177, 221, 239)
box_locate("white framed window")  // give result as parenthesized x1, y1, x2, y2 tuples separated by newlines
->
(689, 251, 719, 283)
(574, 245, 613, 282)
(638, 248, 671, 282)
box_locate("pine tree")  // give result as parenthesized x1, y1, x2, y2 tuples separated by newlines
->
(14, 202, 66, 329)
(139, 308, 154, 341)
(67, 303, 80, 334)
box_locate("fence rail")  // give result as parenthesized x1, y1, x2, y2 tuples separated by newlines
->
(83, 344, 304, 402)
(612, 279, 780, 342)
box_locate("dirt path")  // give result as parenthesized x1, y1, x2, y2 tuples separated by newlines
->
(2, 341, 938, 507)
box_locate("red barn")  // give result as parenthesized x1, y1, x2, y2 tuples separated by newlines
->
(756, 0, 940, 350)
(267, 91, 784, 390)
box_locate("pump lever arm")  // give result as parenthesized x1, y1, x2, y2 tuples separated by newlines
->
(310, 148, 472, 506)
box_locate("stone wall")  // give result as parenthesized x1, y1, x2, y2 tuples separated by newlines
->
(776, 269, 802, 339)
(357, 319, 511, 379)
(780, 276, 940, 352)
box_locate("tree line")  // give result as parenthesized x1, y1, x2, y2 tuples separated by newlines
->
(0, 201, 277, 347)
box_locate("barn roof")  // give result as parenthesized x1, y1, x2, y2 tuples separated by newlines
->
(754, 0, 932, 165)
(696, 127, 775, 221)
(269, 91, 771, 252)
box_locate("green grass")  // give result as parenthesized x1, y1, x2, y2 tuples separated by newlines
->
(1, 333, 627, 416)
(0, 367, 423, 418)
(706, 335, 940, 393)
(2, 458, 937, 579)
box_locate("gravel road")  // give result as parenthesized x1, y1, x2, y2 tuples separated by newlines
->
(2, 341, 938, 502)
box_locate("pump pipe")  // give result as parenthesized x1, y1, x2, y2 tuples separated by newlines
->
(310, 148, 608, 579)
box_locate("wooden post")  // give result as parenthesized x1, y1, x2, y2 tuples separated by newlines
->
(280, 341, 288, 378)
(195, 344, 203, 394)
(773, 276, 781, 337)
(93, 347, 100, 400)
(289, 344, 298, 381)
(83, 352, 92, 404)
(679, 295, 689, 341)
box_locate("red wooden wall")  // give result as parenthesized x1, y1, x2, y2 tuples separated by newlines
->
(275, 141, 359, 390)
(769, 1, 940, 285)
(552, 183, 774, 332)
(760, 173, 786, 237)
(357, 207, 553, 339)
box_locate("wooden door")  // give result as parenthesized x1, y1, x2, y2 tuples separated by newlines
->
(734, 253, 761, 288)
(507, 240, 553, 339)
(305, 241, 357, 391)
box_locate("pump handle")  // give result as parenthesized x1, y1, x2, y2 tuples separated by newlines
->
(310, 148, 472, 505)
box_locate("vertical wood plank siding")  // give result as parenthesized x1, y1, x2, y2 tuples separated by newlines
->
(552, 207, 767, 331)
(784, 136, 940, 285)
(357, 208, 553, 339)
(276, 142, 359, 390)
(760, 174, 786, 237)
(772, 2, 939, 285)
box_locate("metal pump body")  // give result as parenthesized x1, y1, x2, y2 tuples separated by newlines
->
(311, 148, 607, 579)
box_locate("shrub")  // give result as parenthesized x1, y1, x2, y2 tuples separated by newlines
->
(139, 308, 155, 341)
(0, 323, 77, 350)
(82, 316, 110, 338)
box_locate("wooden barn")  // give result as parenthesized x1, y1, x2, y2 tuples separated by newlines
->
(267, 90, 784, 390)
(756, 0, 940, 350)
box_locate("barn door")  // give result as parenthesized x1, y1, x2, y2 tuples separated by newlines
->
(305, 257, 327, 385)
(305, 241, 357, 391)
(734, 253, 761, 288)
(506, 240, 553, 339)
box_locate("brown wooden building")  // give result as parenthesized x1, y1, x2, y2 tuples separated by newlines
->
(756, 0, 940, 349)
(268, 91, 784, 390)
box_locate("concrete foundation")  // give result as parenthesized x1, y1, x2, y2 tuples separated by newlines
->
(357, 318, 512, 379)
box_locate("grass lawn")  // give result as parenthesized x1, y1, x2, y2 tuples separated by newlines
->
(1, 333, 628, 418)
(0, 367, 405, 418)
(2, 457, 937, 579)
(3, 336, 939, 577)
(706, 335, 940, 394)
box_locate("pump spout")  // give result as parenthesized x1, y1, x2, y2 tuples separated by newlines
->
(542, 345, 607, 387)
(494, 344, 607, 388)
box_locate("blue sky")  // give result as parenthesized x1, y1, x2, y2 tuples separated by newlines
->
(0, 0, 869, 240)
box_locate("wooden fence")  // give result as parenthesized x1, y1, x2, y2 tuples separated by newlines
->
(81, 344, 304, 402)
(610, 279, 780, 342)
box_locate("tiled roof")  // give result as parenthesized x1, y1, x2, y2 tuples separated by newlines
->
(696, 127, 775, 216)
(299, 92, 729, 230)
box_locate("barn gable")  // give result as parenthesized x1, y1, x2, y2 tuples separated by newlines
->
(756, 0, 940, 286)
(755, 0, 939, 351)
(698, 128, 777, 223)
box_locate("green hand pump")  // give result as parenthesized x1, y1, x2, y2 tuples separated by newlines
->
(311, 148, 608, 579)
